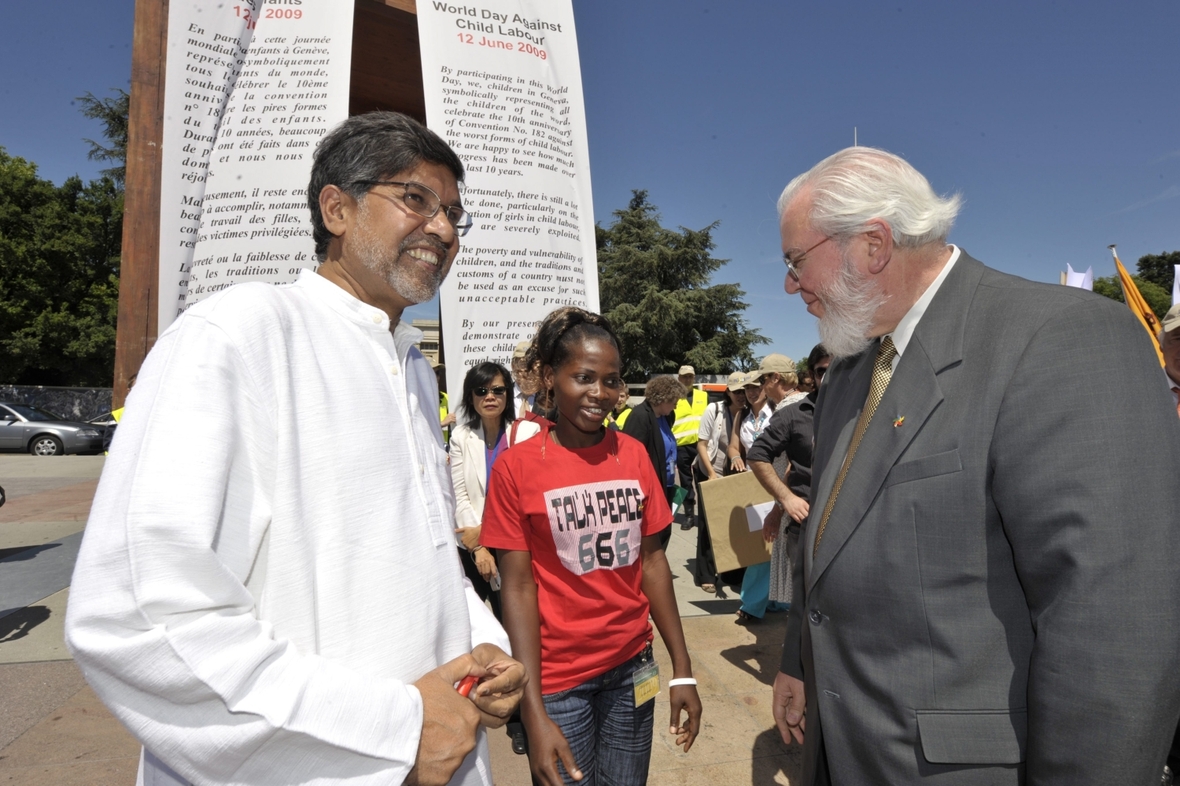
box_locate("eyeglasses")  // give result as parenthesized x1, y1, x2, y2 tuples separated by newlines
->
(783, 236, 832, 281)
(353, 180, 473, 237)
(475, 386, 508, 397)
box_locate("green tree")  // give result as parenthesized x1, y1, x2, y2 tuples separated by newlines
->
(0, 150, 122, 386)
(1092, 274, 1171, 321)
(596, 190, 765, 379)
(1136, 251, 1177, 296)
(76, 89, 129, 187)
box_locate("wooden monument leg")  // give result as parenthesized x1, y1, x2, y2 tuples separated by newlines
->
(113, 0, 167, 408)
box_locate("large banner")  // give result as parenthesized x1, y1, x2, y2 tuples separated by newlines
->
(157, 0, 354, 332)
(418, 1, 599, 397)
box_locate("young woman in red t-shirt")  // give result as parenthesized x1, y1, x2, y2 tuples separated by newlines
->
(481, 307, 701, 785)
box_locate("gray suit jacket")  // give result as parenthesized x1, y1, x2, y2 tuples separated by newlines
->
(780, 252, 1180, 784)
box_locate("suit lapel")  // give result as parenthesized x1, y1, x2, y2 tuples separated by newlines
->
(806, 252, 984, 590)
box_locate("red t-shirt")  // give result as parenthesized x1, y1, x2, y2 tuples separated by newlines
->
(481, 426, 673, 693)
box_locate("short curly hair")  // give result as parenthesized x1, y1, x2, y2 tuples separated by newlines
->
(644, 375, 685, 407)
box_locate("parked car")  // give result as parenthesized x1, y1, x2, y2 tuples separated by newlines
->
(0, 402, 106, 456)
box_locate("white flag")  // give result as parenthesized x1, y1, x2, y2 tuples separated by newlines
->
(1065, 264, 1094, 291)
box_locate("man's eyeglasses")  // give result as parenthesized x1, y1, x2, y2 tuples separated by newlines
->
(783, 236, 831, 281)
(353, 180, 473, 237)
(475, 386, 508, 397)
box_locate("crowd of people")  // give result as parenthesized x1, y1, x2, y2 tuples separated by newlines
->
(61, 109, 1180, 786)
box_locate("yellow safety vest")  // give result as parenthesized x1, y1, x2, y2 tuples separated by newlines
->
(613, 407, 632, 429)
(672, 388, 708, 446)
(439, 391, 450, 445)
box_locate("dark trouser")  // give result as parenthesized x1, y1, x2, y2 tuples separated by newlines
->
(458, 547, 501, 621)
(692, 465, 718, 586)
(657, 487, 675, 550)
(676, 445, 697, 517)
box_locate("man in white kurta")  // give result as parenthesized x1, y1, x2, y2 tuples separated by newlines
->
(66, 112, 523, 786)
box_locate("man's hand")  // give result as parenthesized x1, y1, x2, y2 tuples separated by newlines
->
(772, 671, 806, 746)
(469, 643, 526, 727)
(762, 506, 782, 543)
(779, 493, 810, 524)
(407, 655, 483, 786)
(526, 715, 583, 785)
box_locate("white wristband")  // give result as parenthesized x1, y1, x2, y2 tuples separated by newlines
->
(667, 678, 697, 687)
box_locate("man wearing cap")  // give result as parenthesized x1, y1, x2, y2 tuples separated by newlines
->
(1162, 303, 1180, 418)
(672, 365, 709, 529)
(749, 353, 807, 412)
(771, 146, 1180, 785)
(736, 353, 805, 621)
(510, 339, 540, 418)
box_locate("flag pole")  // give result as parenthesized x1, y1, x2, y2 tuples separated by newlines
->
(1109, 244, 1165, 366)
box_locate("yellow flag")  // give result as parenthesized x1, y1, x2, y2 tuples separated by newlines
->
(1109, 246, 1165, 366)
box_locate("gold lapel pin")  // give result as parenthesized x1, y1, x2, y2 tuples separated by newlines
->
(893, 416, 905, 428)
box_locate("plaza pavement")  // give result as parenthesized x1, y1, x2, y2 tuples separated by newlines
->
(0, 454, 801, 784)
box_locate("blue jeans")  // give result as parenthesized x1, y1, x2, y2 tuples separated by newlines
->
(541, 645, 656, 785)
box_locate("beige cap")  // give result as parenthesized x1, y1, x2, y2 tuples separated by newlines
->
(1163, 303, 1180, 333)
(678, 365, 695, 377)
(748, 353, 795, 382)
(726, 371, 747, 391)
(513, 340, 531, 359)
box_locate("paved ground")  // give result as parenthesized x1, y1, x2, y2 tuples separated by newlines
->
(0, 455, 800, 784)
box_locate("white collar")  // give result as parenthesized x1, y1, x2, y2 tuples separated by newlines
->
(886, 245, 960, 360)
(296, 270, 424, 357)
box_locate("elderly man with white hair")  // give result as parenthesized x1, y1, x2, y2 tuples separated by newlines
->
(770, 147, 1180, 785)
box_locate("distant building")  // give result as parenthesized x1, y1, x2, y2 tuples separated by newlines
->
(413, 319, 440, 365)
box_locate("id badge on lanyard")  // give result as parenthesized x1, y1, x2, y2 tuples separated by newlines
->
(632, 645, 659, 707)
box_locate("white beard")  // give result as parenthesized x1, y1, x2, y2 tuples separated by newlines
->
(816, 251, 886, 359)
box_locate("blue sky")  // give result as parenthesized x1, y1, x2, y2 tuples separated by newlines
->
(3, 0, 1177, 364)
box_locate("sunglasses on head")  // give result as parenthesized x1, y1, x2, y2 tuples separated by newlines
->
(475, 386, 508, 397)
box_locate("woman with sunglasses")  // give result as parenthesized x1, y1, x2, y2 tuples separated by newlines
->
(450, 361, 541, 618)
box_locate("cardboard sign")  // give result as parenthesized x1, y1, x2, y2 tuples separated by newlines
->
(698, 471, 774, 574)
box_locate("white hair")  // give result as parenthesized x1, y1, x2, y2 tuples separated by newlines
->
(777, 147, 962, 249)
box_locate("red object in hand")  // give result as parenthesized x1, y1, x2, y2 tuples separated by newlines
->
(457, 675, 480, 698)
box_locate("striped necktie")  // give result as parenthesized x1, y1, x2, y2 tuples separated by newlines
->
(813, 336, 897, 557)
